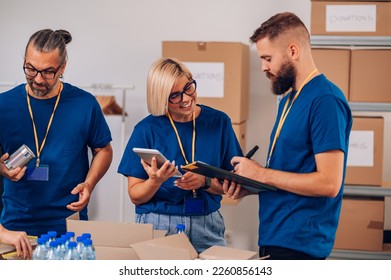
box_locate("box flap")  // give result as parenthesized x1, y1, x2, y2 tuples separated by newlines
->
(66, 216, 154, 247)
(199, 245, 258, 260)
(153, 229, 167, 238)
(67, 212, 80, 220)
(95, 246, 139, 260)
(132, 234, 198, 260)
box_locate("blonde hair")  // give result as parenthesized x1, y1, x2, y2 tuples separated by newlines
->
(147, 57, 193, 116)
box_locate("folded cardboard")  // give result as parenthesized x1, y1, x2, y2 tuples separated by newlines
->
(66, 212, 156, 260)
(132, 233, 198, 260)
(0, 236, 37, 260)
(345, 116, 384, 186)
(162, 41, 249, 124)
(199, 245, 258, 260)
(311, 47, 350, 100)
(349, 48, 391, 102)
(311, 1, 391, 36)
(132, 235, 258, 260)
(334, 198, 384, 251)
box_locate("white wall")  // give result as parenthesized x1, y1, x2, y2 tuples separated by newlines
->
(0, 0, 312, 251)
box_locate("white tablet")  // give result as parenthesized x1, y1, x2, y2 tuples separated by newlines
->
(132, 148, 182, 177)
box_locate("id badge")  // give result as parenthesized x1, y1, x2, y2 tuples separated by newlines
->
(184, 192, 205, 214)
(26, 165, 49, 181)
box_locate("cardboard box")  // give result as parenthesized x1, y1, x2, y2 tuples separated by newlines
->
(345, 116, 384, 186)
(383, 182, 391, 230)
(312, 47, 350, 99)
(232, 121, 246, 152)
(132, 234, 258, 260)
(199, 245, 258, 260)
(131, 233, 198, 260)
(66, 213, 258, 260)
(66, 212, 160, 259)
(350, 48, 391, 102)
(334, 198, 384, 251)
(311, 1, 391, 36)
(162, 41, 249, 124)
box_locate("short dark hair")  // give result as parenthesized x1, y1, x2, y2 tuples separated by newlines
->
(250, 12, 308, 44)
(25, 29, 72, 65)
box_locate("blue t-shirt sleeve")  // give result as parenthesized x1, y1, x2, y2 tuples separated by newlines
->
(310, 94, 351, 155)
(87, 98, 112, 149)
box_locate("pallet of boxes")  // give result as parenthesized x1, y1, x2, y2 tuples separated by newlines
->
(310, 0, 391, 254)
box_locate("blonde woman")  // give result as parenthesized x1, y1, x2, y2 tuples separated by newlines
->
(118, 57, 243, 253)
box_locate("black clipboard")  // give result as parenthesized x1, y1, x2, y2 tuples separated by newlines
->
(182, 161, 277, 193)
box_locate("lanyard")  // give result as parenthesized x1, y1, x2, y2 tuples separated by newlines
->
(266, 68, 318, 168)
(26, 83, 63, 166)
(167, 111, 197, 197)
(167, 111, 196, 165)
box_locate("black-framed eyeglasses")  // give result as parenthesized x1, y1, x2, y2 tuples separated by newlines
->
(168, 80, 197, 104)
(23, 63, 62, 80)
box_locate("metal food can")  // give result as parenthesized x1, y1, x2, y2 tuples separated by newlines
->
(4, 144, 35, 170)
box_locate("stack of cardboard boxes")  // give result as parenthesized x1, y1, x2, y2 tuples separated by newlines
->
(310, 0, 390, 253)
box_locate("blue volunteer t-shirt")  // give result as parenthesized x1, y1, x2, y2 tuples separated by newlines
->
(118, 104, 243, 215)
(0, 83, 112, 236)
(260, 74, 352, 259)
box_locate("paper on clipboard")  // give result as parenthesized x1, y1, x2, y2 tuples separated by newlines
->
(182, 161, 276, 193)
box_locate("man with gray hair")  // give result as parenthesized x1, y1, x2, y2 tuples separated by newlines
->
(0, 29, 113, 259)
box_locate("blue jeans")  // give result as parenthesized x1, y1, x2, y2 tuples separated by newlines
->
(136, 211, 226, 253)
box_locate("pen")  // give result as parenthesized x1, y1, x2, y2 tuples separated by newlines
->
(245, 145, 259, 159)
(230, 145, 259, 176)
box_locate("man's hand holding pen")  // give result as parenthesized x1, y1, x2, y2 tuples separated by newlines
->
(223, 145, 261, 199)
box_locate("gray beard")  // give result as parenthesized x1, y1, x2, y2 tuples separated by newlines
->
(28, 80, 58, 97)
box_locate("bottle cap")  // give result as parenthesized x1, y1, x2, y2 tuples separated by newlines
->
(176, 224, 185, 231)
(83, 239, 93, 246)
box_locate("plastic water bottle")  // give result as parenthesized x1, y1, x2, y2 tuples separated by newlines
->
(46, 240, 61, 260)
(32, 237, 49, 260)
(80, 238, 96, 260)
(47, 230, 57, 242)
(40, 234, 50, 249)
(176, 224, 185, 234)
(56, 236, 67, 259)
(66, 231, 76, 243)
(76, 236, 85, 255)
(63, 241, 80, 260)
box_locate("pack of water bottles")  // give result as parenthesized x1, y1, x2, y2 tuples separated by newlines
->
(32, 230, 96, 260)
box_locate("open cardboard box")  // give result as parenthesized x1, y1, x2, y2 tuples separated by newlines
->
(66, 212, 165, 260)
(131, 233, 259, 260)
(66, 213, 258, 260)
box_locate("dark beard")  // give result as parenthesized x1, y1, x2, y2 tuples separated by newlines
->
(268, 62, 296, 95)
